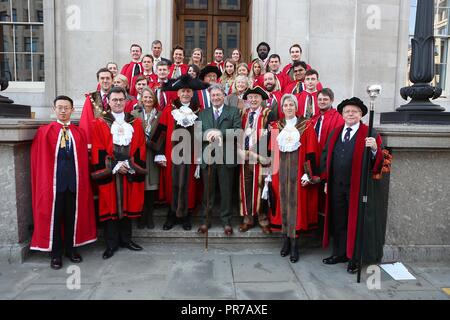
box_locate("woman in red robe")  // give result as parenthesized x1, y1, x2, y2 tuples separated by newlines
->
(268, 94, 320, 263)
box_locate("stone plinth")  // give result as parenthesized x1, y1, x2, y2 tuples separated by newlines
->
(0, 119, 48, 263)
(377, 125, 450, 262)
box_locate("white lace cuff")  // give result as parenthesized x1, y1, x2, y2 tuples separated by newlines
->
(154, 155, 167, 163)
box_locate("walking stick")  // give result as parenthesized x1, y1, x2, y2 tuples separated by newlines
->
(357, 85, 381, 283)
(205, 158, 212, 251)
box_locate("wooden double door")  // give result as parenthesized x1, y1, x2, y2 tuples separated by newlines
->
(174, 0, 251, 64)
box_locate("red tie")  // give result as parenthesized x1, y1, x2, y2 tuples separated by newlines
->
(102, 94, 108, 110)
(159, 90, 166, 110)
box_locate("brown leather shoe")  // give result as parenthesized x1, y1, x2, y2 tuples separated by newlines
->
(261, 225, 272, 234)
(224, 225, 233, 236)
(197, 224, 208, 234)
(239, 223, 253, 233)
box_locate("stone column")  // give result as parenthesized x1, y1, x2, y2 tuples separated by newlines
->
(378, 125, 450, 262)
(0, 120, 44, 263)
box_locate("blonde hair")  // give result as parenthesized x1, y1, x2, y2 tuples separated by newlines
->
(249, 59, 265, 81)
(140, 86, 158, 109)
(188, 48, 205, 68)
(237, 62, 250, 76)
(220, 58, 237, 83)
(231, 75, 251, 94)
(114, 74, 129, 90)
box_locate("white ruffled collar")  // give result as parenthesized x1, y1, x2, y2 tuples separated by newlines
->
(171, 105, 198, 128)
(277, 117, 301, 152)
(110, 114, 134, 146)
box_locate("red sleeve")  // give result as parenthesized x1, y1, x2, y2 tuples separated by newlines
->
(90, 120, 113, 180)
(79, 96, 94, 147)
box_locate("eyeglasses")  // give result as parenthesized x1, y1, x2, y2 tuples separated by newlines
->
(54, 106, 73, 111)
(110, 98, 125, 103)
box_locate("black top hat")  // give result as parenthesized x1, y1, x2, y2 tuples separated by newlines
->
(242, 86, 269, 100)
(199, 65, 222, 81)
(337, 97, 368, 117)
(162, 74, 209, 91)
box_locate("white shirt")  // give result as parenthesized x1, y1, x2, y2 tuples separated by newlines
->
(285, 116, 297, 128)
(341, 122, 360, 142)
(342, 122, 377, 156)
(212, 105, 224, 118)
(112, 112, 125, 122)
(100, 90, 108, 101)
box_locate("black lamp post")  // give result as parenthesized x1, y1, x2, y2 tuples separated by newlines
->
(381, 0, 450, 124)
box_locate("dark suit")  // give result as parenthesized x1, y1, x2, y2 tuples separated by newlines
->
(53, 138, 77, 258)
(197, 105, 242, 226)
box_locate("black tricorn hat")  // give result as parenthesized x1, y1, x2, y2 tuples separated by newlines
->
(199, 65, 222, 81)
(337, 97, 368, 117)
(243, 86, 269, 100)
(162, 74, 209, 91)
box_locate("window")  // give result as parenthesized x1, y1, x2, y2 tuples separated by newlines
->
(0, 0, 44, 82)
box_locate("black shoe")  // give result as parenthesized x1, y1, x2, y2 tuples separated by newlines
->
(65, 252, 82, 263)
(347, 260, 360, 274)
(50, 257, 63, 270)
(289, 238, 299, 263)
(280, 234, 290, 257)
(137, 218, 146, 229)
(147, 216, 155, 229)
(163, 219, 175, 230)
(120, 241, 143, 251)
(182, 216, 192, 231)
(102, 248, 116, 259)
(322, 255, 349, 265)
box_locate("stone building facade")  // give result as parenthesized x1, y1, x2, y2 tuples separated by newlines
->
(2, 0, 410, 118)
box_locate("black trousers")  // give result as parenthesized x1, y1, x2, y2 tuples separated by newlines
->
(104, 218, 132, 250)
(171, 163, 190, 218)
(52, 190, 76, 259)
(330, 184, 350, 257)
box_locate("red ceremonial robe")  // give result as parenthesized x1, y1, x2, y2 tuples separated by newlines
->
(283, 81, 323, 95)
(90, 113, 147, 221)
(151, 82, 178, 111)
(152, 103, 201, 208)
(239, 107, 272, 217)
(121, 61, 143, 84)
(196, 89, 211, 110)
(282, 62, 312, 81)
(294, 91, 320, 118)
(309, 108, 344, 213)
(124, 96, 138, 113)
(209, 61, 225, 73)
(269, 119, 320, 235)
(168, 63, 189, 79)
(79, 91, 108, 147)
(130, 73, 158, 97)
(265, 91, 284, 120)
(30, 122, 97, 251)
(321, 123, 383, 259)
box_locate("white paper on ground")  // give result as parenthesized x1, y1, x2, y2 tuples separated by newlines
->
(379, 262, 416, 280)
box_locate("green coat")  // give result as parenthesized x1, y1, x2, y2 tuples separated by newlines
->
(197, 105, 242, 169)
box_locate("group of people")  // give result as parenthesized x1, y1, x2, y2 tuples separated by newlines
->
(30, 40, 385, 275)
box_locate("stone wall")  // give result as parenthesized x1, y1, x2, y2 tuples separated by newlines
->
(0, 120, 42, 263)
(378, 125, 450, 262)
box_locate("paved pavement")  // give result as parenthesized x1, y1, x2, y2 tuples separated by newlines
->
(1, 237, 449, 300)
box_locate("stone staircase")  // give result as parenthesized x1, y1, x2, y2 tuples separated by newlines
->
(122, 205, 322, 249)
(130, 206, 282, 244)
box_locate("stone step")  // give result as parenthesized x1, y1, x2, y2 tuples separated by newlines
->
(126, 217, 281, 243)
(97, 216, 322, 247)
